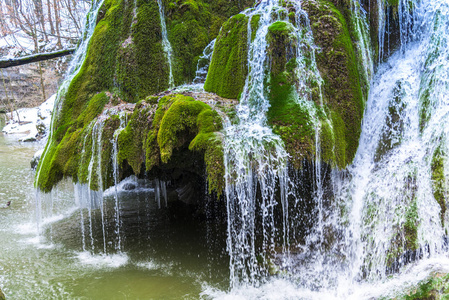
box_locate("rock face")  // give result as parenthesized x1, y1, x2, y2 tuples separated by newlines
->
(0, 58, 66, 110)
(35, 0, 376, 195)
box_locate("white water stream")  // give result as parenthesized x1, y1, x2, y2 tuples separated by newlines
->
(156, 0, 175, 89)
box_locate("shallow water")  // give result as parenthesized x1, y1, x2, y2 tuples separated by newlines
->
(0, 114, 232, 299)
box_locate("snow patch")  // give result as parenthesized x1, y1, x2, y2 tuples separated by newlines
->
(2, 94, 55, 142)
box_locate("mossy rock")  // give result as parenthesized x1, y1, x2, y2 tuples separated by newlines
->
(204, 13, 250, 99)
(162, 0, 254, 85)
(145, 94, 225, 195)
(431, 147, 447, 228)
(395, 273, 449, 300)
(303, 0, 365, 166)
(116, 1, 170, 102)
(35, 0, 257, 193)
(118, 100, 157, 176)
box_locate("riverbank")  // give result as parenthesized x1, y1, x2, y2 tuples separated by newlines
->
(1, 94, 54, 142)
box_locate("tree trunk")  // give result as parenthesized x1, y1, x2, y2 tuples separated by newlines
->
(0, 48, 76, 69)
(53, 0, 62, 48)
(33, 0, 47, 41)
(47, 0, 55, 35)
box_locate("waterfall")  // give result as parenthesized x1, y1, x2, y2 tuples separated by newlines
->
(112, 112, 127, 252)
(193, 39, 216, 84)
(221, 0, 449, 295)
(74, 117, 107, 253)
(345, 0, 449, 285)
(34, 0, 105, 234)
(35, 0, 105, 188)
(351, 0, 374, 88)
(156, 0, 175, 88)
(223, 0, 325, 287)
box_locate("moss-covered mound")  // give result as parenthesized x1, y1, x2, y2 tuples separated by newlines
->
(204, 13, 252, 99)
(36, 0, 370, 193)
(35, 0, 252, 193)
(144, 93, 225, 194)
(162, 0, 254, 85)
(205, 0, 365, 168)
(303, 0, 365, 166)
(36, 90, 227, 195)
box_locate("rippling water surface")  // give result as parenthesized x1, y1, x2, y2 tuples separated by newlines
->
(0, 114, 232, 299)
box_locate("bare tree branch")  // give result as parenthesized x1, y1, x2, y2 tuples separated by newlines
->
(0, 48, 75, 68)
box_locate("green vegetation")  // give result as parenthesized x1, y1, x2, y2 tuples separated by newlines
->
(35, 0, 253, 193)
(304, 0, 365, 166)
(118, 101, 156, 176)
(204, 14, 250, 99)
(145, 94, 225, 194)
(116, 1, 169, 102)
(394, 273, 449, 300)
(432, 147, 447, 227)
(162, 0, 254, 85)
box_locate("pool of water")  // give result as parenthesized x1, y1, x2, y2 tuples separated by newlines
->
(0, 114, 231, 299)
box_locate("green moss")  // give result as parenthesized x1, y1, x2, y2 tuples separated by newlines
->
(116, 1, 169, 102)
(145, 94, 224, 194)
(251, 14, 261, 41)
(265, 11, 352, 169)
(36, 0, 256, 193)
(396, 273, 449, 300)
(145, 95, 179, 171)
(432, 147, 447, 227)
(268, 72, 316, 168)
(189, 110, 225, 195)
(76, 92, 110, 126)
(36, 0, 128, 191)
(77, 123, 95, 184)
(162, 0, 254, 85)
(204, 14, 250, 99)
(404, 200, 419, 251)
(304, 0, 365, 166)
(118, 103, 155, 175)
(267, 21, 296, 75)
(0, 287, 4, 300)
(101, 116, 120, 189)
(268, 20, 293, 34)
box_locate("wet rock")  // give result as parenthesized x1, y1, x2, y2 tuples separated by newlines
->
(31, 149, 44, 170)
(122, 182, 137, 191)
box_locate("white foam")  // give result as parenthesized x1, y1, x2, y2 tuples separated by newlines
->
(136, 261, 161, 271)
(202, 256, 449, 300)
(103, 176, 153, 197)
(75, 251, 129, 269)
(16, 223, 38, 235)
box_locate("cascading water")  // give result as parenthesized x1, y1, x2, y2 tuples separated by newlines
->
(193, 39, 216, 84)
(345, 0, 449, 285)
(35, 0, 105, 188)
(218, 0, 449, 297)
(223, 0, 326, 287)
(34, 0, 105, 233)
(23, 0, 449, 298)
(112, 112, 127, 252)
(350, 0, 374, 90)
(156, 0, 175, 88)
